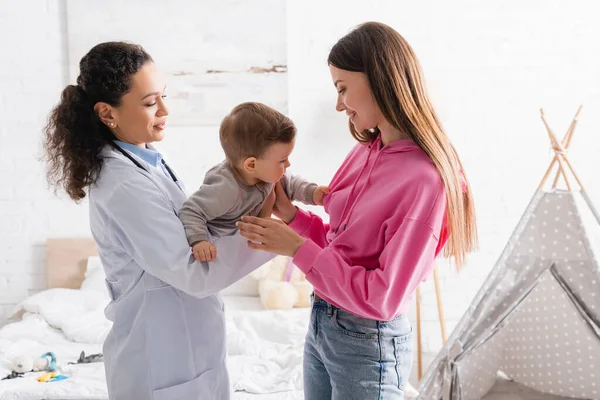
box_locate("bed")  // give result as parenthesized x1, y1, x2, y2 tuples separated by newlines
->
(0, 238, 308, 399)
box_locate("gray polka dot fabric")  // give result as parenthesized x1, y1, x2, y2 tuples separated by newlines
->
(417, 190, 600, 400)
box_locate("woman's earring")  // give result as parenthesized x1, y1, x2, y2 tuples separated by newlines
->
(109, 122, 115, 127)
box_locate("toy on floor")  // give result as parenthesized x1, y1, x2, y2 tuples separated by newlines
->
(2, 371, 24, 380)
(68, 351, 103, 365)
(250, 256, 313, 310)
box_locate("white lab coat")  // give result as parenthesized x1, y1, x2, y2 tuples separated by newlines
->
(89, 144, 274, 399)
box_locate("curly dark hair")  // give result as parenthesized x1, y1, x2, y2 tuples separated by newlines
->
(43, 41, 153, 201)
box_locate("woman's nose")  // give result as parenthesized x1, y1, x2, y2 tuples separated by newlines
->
(336, 98, 345, 112)
(157, 97, 169, 117)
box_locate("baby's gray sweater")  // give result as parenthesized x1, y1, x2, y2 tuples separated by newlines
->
(179, 161, 317, 245)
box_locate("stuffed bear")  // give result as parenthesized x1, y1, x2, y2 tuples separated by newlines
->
(10, 356, 34, 374)
(10, 352, 57, 374)
(250, 256, 313, 310)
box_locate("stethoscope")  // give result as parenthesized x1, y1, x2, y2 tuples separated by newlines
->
(113, 144, 178, 184)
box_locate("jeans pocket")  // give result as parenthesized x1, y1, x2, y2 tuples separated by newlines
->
(332, 308, 378, 340)
(393, 331, 413, 390)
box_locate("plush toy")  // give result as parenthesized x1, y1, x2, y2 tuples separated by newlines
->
(10, 352, 58, 375)
(37, 372, 68, 382)
(68, 351, 103, 365)
(3, 355, 40, 380)
(10, 355, 34, 374)
(250, 256, 313, 310)
(37, 352, 58, 372)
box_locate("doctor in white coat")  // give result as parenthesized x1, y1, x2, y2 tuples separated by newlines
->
(43, 41, 273, 399)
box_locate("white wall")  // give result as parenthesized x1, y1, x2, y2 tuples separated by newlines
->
(0, 0, 91, 321)
(1, 0, 599, 358)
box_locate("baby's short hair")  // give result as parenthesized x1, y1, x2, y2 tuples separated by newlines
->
(219, 102, 296, 162)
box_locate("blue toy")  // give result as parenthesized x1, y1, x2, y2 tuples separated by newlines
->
(39, 352, 58, 372)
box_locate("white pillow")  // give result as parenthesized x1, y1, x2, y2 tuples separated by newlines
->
(80, 256, 108, 293)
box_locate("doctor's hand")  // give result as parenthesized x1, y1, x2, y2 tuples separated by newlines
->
(237, 216, 306, 257)
(192, 241, 217, 262)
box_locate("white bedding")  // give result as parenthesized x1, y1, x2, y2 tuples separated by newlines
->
(0, 253, 419, 400)
(0, 288, 309, 399)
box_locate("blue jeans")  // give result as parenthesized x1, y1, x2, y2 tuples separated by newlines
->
(303, 296, 413, 400)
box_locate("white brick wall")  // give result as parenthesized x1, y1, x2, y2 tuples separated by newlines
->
(1, 0, 600, 362)
(0, 0, 90, 321)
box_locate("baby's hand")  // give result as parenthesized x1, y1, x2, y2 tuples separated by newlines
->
(313, 186, 329, 206)
(192, 241, 217, 262)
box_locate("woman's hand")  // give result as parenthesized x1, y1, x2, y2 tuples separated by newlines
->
(271, 182, 298, 223)
(237, 216, 306, 257)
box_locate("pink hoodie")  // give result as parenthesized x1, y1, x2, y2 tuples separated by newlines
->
(290, 136, 449, 321)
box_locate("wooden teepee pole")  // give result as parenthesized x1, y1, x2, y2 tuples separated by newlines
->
(433, 267, 447, 343)
(538, 115, 564, 189)
(415, 264, 447, 381)
(539, 107, 585, 191)
(551, 106, 582, 188)
(540, 110, 571, 190)
(543, 112, 586, 191)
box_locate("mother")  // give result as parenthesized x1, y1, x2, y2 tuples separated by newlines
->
(238, 22, 478, 399)
(43, 41, 272, 399)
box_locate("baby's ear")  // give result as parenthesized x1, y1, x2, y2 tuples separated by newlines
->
(242, 157, 257, 173)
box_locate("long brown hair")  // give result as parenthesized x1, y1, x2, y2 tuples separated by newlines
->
(328, 21, 477, 268)
(43, 42, 152, 201)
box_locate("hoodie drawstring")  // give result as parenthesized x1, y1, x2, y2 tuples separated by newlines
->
(334, 144, 373, 233)
(334, 139, 386, 233)
(340, 148, 384, 230)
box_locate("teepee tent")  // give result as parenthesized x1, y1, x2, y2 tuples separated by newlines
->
(418, 106, 600, 400)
